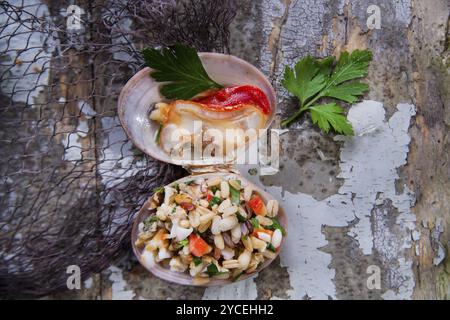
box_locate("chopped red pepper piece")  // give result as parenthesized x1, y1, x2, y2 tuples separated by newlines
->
(189, 233, 210, 257)
(195, 85, 270, 115)
(247, 195, 267, 216)
(252, 228, 273, 238)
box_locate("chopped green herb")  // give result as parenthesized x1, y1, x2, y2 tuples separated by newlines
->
(236, 212, 247, 223)
(143, 216, 158, 229)
(206, 263, 227, 277)
(172, 183, 180, 191)
(155, 123, 162, 144)
(175, 238, 189, 249)
(264, 218, 286, 236)
(210, 186, 219, 194)
(152, 186, 164, 194)
(267, 243, 276, 252)
(209, 196, 221, 207)
(193, 256, 202, 266)
(171, 207, 176, 213)
(250, 217, 260, 229)
(229, 182, 241, 205)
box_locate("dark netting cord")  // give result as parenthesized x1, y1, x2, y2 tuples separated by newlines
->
(0, 0, 237, 298)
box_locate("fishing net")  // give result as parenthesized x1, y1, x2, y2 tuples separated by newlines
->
(0, 0, 237, 298)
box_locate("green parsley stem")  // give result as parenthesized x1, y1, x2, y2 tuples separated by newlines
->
(281, 108, 305, 128)
(281, 94, 322, 128)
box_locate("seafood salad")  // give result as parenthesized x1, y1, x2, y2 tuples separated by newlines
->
(135, 176, 285, 284)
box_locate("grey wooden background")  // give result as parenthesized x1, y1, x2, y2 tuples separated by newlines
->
(39, 0, 449, 300)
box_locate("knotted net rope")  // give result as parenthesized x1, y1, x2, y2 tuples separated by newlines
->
(0, 0, 237, 298)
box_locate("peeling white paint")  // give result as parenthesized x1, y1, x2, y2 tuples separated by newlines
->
(77, 101, 97, 119)
(62, 131, 82, 162)
(339, 101, 416, 256)
(415, 244, 420, 256)
(108, 265, 135, 300)
(392, 0, 412, 25)
(98, 116, 148, 189)
(280, 190, 355, 299)
(434, 244, 446, 266)
(62, 118, 89, 161)
(97, 117, 150, 235)
(111, 17, 134, 62)
(204, 100, 416, 300)
(84, 277, 93, 289)
(101, 1, 135, 63)
(203, 277, 258, 300)
(431, 218, 446, 266)
(76, 119, 89, 138)
(381, 257, 414, 300)
(258, 0, 288, 75)
(0, 0, 56, 104)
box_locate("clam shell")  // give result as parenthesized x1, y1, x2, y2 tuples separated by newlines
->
(131, 172, 287, 286)
(118, 53, 277, 165)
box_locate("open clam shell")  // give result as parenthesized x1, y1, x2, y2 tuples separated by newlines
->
(118, 53, 277, 165)
(131, 172, 287, 286)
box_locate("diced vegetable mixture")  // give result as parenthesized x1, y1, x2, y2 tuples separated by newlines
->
(135, 176, 284, 284)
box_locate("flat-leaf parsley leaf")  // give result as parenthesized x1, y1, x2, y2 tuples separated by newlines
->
(142, 44, 223, 100)
(281, 50, 372, 134)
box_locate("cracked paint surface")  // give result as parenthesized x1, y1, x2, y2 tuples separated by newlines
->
(200, 100, 416, 299)
(107, 266, 135, 300)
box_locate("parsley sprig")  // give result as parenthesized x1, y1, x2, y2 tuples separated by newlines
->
(142, 44, 223, 100)
(281, 50, 372, 135)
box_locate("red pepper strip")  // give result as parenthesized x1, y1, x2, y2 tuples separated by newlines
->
(195, 85, 270, 115)
(189, 233, 210, 257)
(248, 195, 267, 216)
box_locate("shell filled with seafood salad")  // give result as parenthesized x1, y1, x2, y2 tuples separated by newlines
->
(118, 52, 276, 166)
(131, 172, 287, 286)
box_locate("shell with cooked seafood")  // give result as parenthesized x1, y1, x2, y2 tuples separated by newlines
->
(131, 172, 287, 286)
